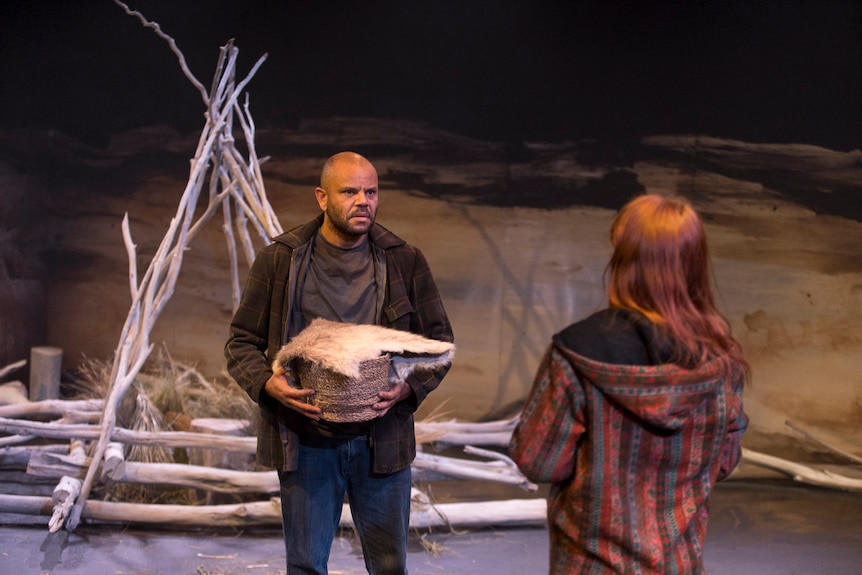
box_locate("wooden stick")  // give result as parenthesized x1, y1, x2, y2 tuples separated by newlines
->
(425, 431, 515, 447)
(222, 194, 242, 312)
(68, 439, 87, 465)
(102, 442, 126, 481)
(48, 476, 81, 533)
(0, 445, 67, 470)
(1, 494, 281, 528)
(418, 417, 519, 434)
(0, 399, 103, 419)
(0, 359, 27, 380)
(24, 441, 531, 493)
(741, 448, 862, 491)
(0, 436, 34, 448)
(0, 417, 256, 452)
(235, 96, 281, 235)
(112, 0, 209, 103)
(1, 494, 547, 529)
(226, 183, 263, 263)
(220, 169, 268, 253)
(413, 452, 536, 491)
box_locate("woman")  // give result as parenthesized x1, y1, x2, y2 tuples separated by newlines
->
(510, 194, 749, 575)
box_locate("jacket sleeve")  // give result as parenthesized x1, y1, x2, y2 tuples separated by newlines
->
(388, 246, 454, 412)
(224, 246, 276, 405)
(716, 370, 749, 481)
(509, 344, 586, 484)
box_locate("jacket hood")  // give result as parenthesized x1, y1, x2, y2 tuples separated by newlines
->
(558, 344, 725, 432)
(272, 214, 406, 250)
(552, 309, 727, 432)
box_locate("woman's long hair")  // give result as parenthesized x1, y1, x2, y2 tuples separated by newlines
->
(607, 194, 748, 379)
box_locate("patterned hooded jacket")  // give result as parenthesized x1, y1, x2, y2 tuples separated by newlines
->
(510, 309, 747, 575)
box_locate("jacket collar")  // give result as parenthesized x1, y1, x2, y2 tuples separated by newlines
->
(272, 213, 406, 250)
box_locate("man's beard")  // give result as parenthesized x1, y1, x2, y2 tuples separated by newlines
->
(328, 206, 374, 241)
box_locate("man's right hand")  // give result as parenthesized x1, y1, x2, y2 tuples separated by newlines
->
(264, 366, 322, 421)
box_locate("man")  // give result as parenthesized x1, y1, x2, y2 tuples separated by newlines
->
(225, 151, 453, 575)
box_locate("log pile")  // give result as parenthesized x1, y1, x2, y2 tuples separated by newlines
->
(3, 354, 862, 534)
(0, 355, 541, 531)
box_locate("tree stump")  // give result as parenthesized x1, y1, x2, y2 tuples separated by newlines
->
(28, 346, 62, 402)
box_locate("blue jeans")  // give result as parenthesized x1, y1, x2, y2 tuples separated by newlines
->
(278, 436, 411, 575)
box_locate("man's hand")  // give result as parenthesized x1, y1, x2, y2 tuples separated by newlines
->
(373, 381, 411, 417)
(264, 366, 322, 421)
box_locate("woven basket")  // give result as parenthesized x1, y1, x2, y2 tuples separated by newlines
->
(294, 354, 391, 422)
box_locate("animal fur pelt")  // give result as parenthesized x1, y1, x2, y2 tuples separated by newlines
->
(273, 318, 455, 382)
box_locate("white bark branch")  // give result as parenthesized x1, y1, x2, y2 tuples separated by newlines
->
(741, 448, 862, 491)
(48, 476, 81, 533)
(0, 417, 256, 451)
(0, 359, 27, 380)
(0, 399, 103, 419)
(1, 494, 547, 530)
(112, 0, 209, 103)
(416, 417, 518, 447)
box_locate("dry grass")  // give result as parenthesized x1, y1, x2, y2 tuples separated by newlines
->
(64, 347, 257, 504)
(66, 347, 255, 425)
(413, 399, 453, 445)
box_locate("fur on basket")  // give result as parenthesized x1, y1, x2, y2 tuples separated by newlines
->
(273, 317, 455, 382)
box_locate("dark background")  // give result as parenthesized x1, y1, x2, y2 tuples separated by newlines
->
(1, 0, 860, 150)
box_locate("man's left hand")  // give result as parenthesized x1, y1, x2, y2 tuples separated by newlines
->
(373, 381, 411, 417)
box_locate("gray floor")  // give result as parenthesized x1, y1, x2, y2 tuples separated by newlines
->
(2, 479, 861, 575)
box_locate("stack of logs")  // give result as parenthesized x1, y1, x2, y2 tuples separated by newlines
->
(0, 351, 545, 532)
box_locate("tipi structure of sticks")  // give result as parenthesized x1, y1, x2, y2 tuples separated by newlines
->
(65, 2, 281, 530)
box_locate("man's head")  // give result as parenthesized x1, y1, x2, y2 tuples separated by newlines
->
(315, 152, 379, 248)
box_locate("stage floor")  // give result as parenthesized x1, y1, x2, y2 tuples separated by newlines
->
(2, 479, 861, 575)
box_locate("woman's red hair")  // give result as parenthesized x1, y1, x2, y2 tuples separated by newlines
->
(608, 194, 748, 379)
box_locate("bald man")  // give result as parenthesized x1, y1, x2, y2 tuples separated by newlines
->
(226, 152, 453, 574)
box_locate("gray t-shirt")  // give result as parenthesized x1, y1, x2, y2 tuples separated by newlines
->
(301, 232, 377, 326)
(295, 232, 379, 440)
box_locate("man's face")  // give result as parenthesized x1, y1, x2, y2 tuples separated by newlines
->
(316, 160, 379, 245)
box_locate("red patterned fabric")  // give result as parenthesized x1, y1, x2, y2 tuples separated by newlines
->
(510, 339, 747, 575)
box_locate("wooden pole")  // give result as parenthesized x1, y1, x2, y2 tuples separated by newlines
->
(1, 494, 548, 529)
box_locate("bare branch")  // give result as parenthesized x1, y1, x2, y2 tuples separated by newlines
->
(112, 0, 209, 104)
